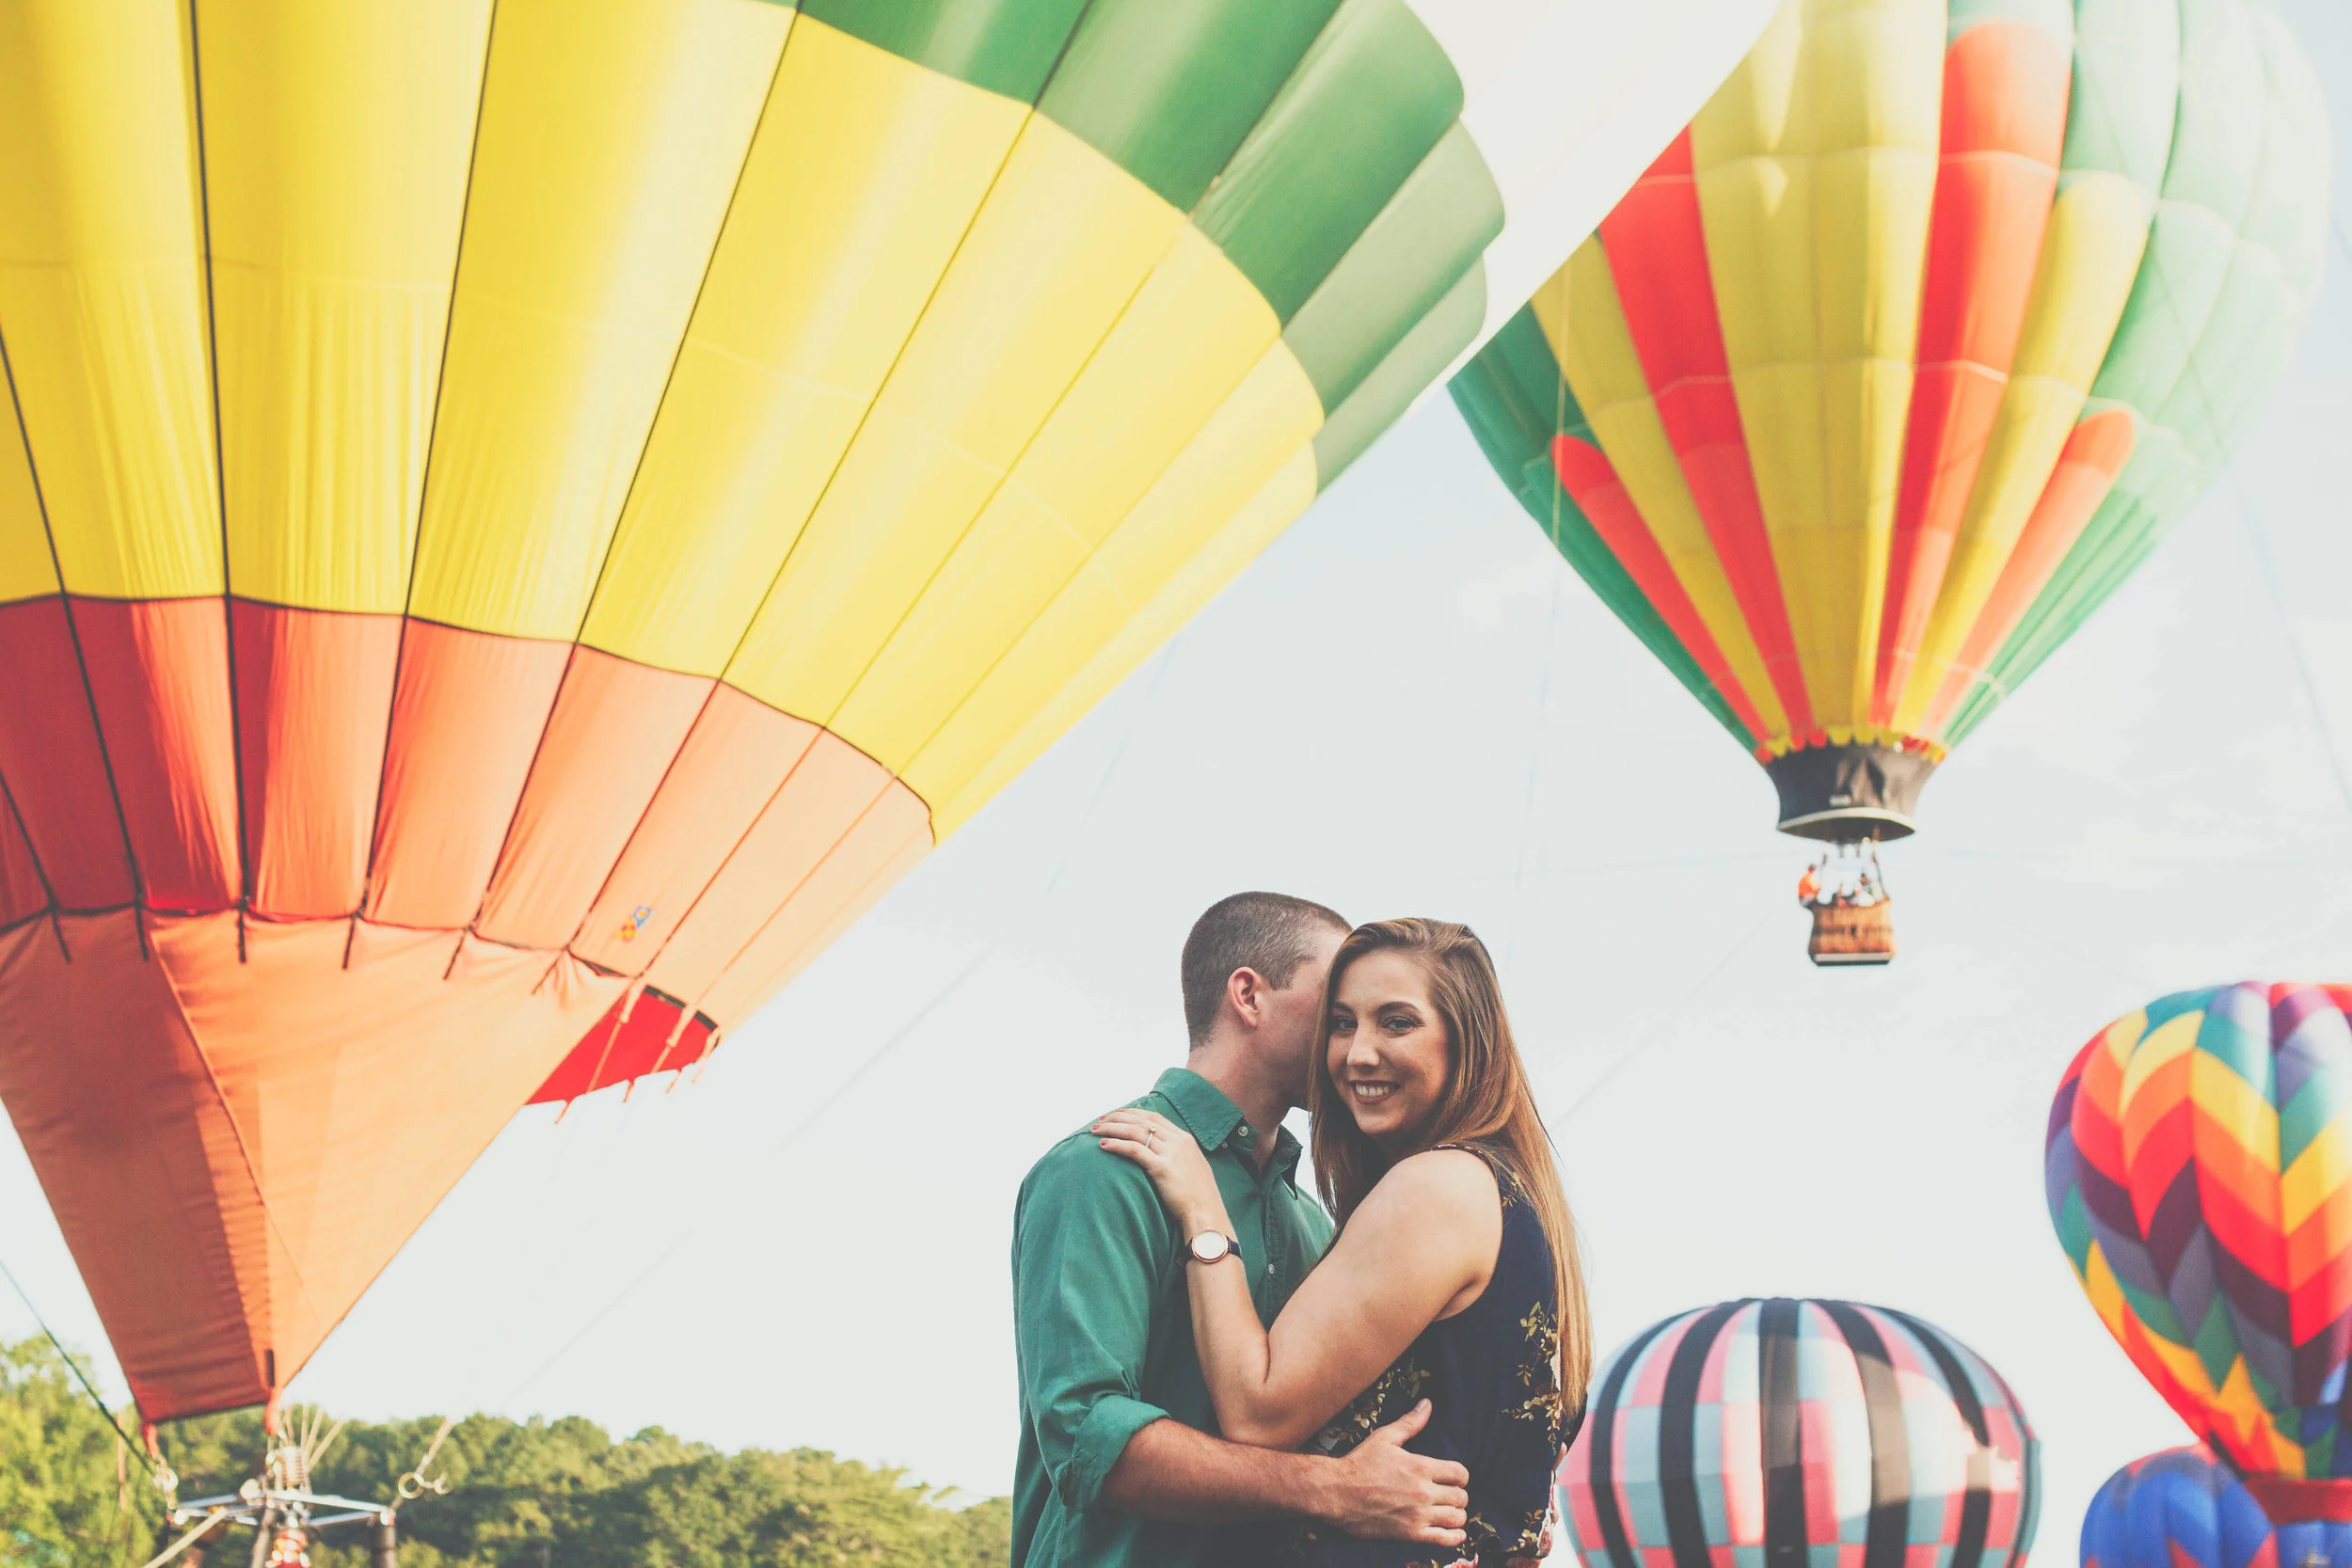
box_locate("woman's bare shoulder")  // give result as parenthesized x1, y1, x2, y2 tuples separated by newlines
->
(1356, 1146, 1502, 1227)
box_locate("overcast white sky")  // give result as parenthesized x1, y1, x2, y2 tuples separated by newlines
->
(3, 4, 2347, 1557)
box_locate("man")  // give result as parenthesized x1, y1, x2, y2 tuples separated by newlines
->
(1011, 892, 1471, 1565)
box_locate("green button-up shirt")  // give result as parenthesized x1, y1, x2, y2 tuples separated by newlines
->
(1011, 1069, 1334, 1567)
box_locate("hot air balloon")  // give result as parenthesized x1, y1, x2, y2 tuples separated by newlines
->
(0, 0, 1776, 1425)
(2083, 1446, 2352, 1568)
(1561, 1298, 2041, 1568)
(1451, 0, 2331, 964)
(2048, 984, 2352, 1528)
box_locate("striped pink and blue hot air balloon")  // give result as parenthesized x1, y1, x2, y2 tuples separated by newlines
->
(2083, 1447, 2352, 1568)
(1561, 1298, 2041, 1568)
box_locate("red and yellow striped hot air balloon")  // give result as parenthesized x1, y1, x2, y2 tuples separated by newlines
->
(1453, 0, 2330, 963)
(0, 0, 1773, 1425)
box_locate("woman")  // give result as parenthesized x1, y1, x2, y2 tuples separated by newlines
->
(1092, 919, 1590, 1566)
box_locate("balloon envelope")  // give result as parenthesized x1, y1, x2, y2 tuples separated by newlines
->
(0, 0, 1772, 1419)
(1450, 0, 2330, 844)
(1560, 1298, 2040, 1568)
(2083, 1447, 2352, 1568)
(2049, 985, 2352, 1524)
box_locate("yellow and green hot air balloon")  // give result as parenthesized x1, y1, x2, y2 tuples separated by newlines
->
(1452, 0, 2329, 964)
(0, 0, 1772, 1423)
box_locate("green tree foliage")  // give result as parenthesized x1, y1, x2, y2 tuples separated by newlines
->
(0, 1338, 1009, 1567)
(0, 1339, 152, 1568)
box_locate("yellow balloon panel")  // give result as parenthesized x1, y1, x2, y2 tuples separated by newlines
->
(199, 0, 491, 613)
(723, 116, 1183, 724)
(1088, 349, 1322, 613)
(904, 342, 1323, 829)
(580, 20, 1031, 678)
(1692, 0, 1942, 731)
(832, 223, 1280, 772)
(404, 0, 788, 641)
(0, 0, 220, 600)
(922, 443, 1324, 837)
(2282, 1117, 2352, 1235)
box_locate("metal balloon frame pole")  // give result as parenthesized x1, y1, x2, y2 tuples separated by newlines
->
(150, 1405, 449, 1568)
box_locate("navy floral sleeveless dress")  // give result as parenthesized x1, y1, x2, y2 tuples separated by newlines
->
(1276, 1142, 1573, 1568)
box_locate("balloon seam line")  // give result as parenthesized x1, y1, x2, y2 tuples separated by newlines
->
(535, 7, 1101, 978)
(0, 321, 150, 949)
(492, 945, 993, 1408)
(689, 0, 1106, 703)
(457, 8, 814, 951)
(183, 0, 253, 939)
(352, 0, 502, 916)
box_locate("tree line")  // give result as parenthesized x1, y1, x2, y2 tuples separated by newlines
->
(1, 1338, 1009, 1566)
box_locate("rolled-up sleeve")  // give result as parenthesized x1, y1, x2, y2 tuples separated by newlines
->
(1013, 1138, 1175, 1513)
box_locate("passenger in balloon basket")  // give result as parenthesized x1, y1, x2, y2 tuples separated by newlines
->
(1067, 911, 1589, 1567)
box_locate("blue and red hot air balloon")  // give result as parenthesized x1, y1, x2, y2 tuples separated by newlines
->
(2085, 1447, 2352, 1568)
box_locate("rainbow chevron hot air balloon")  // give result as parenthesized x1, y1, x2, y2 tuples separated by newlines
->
(2047, 985, 2352, 1525)
(1451, 0, 2330, 958)
(0, 0, 1774, 1422)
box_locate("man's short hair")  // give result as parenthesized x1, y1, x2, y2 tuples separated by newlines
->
(1181, 892, 1349, 1046)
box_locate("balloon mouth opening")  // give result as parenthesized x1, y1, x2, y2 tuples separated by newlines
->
(2246, 1479, 2352, 1525)
(1763, 744, 1935, 844)
(1780, 806, 1917, 843)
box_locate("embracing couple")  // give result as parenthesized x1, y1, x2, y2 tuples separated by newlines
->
(1011, 893, 1592, 1566)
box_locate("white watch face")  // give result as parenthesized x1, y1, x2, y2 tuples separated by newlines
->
(1190, 1231, 1232, 1263)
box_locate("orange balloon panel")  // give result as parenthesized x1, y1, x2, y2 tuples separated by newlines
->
(0, 911, 625, 1420)
(0, 602, 929, 1419)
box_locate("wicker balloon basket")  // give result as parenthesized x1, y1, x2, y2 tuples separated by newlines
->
(1807, 900, 1895, 966)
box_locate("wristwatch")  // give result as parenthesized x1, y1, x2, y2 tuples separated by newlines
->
(1187, 1230, 1243, 1266)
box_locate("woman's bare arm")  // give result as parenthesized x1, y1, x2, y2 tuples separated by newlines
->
(1092, 1110, 1502, 1451)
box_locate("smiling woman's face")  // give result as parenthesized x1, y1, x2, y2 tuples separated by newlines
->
(1326, 948, 1453, 1153)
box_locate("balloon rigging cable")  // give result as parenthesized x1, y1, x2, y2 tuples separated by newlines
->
(0, 1246, 157, 1479)
(1504, 361, 1578, 974)
(2230, 470, 2352, 829)
(1504, 564, 1567, 975)
(1976, 900, 2157, 992)
(2090, 58, 2352, 839)
(498, 942, 996, 1412)
(1553, 909, 1775, 1128)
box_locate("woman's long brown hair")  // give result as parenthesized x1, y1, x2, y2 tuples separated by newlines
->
(1306, 918, 1593, 1416)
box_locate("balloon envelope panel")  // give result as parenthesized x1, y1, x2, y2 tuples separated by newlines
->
(0, 0, 1771, 1418)
(1560, 1297, 2039, 1568)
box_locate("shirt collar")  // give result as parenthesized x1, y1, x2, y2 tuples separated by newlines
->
(1153, 1068, 1246, 1151)
(1268, 1124, 1308, 1190)
(1152, 1069, 1308, 1188)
